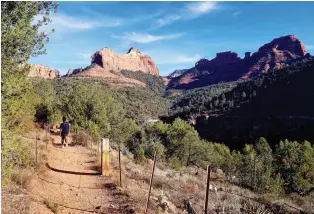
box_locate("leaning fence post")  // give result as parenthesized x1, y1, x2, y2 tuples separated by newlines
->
(35, 135, 38, 169)
(145, 151, 157, 214)
(204, 165, 211, 214)
(119, 143, 122, 186)
(101, 140, 103, 174)
(45, 124, 48, 140)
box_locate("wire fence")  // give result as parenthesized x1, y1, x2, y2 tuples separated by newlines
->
(31, 127, 307, 214)
(32, 129, 118, 213)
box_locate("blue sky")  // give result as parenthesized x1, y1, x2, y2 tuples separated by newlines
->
(29, 1, 314, 76)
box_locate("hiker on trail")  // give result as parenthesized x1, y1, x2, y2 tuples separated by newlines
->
(60, 116, 70, 148)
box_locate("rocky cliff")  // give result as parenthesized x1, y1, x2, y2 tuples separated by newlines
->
(28, 64, 60, 79)
(167, 35, 312, 89)
(65, 47, 159, 87)
(67, 47, 159, 77)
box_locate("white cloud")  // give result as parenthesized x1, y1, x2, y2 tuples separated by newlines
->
(113, 32, 183, 44)
(307, 45, 314, 50)
(168, 54, 201, 64)
(143, 49, 200, 65)
(155, 15, 182, 29)
(78, 52, 92, 60)
(52, 14, 121, 29)
(150, 1, 219, 30)
(233, 11, 241, 16)
(33, 12, 122, 36)
(186, 1, 218, 17)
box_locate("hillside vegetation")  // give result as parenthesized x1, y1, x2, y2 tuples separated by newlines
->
(169, 59, 314, 149)
(2, 2, 314, 213)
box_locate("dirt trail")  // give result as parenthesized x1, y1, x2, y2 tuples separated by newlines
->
(27, 133, 133, 214)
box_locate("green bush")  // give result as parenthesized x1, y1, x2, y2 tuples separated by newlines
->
(269, 173, 285, 195)
(135, 145, 146, 165)
(144, 141, 165, 160)
(170, 157, 182, 171)
(2, 132, 34, 185)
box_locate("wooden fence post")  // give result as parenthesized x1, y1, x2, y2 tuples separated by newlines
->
(145, 151, 157, 214)
(101, 140, 103, 174)
(204, 165, 211, 214)
(35, 135, 38, 169)
(45, 124, 48, 139)
(119, 143, 122, 186)
(101, 138, 110, 176)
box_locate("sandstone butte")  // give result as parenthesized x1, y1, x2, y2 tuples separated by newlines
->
(28, 47, 159, 87)
(28, 64, 61, 79)
(166, 35, 312, 89)
(66, 47, 160, 87)
(28, 35, 311, 89)
(66, 47, 159, 77)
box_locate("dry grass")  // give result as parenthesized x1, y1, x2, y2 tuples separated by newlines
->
(71, 132, 91, 147)
(108, 148, 314, 214)
(1, 185, 30, 214)
(43, 199, 59, 213)
(11, 168, 34, 189)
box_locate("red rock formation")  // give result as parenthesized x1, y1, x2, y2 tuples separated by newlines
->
(162, 77, 170, 85)
(167, 35, 312, 89)
(28, 64, 60, 79)
(65, 47, 159, 87)
(90, 47, 159, 76)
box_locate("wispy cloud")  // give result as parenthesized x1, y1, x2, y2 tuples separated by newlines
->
(186, 1, 218, 17)
(168, 54, 201, 64)
(78, 52, 92, 60)
(153, 15, 182, 29)
(33, 12, 122, 37)
(307, 45, 314, 50)
(150, 1, 219, 30)
(112, 32, 183, 44)
(52, 13, 121, 29)
(143, 49, 200, 65)
(233, 11, 241, 17)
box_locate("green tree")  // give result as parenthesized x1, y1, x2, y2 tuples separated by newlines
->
(166, 118, 202, 167)
(274, 140, 314, 194)
(240, 138, 273, 193)
(1, 1, 58, 184)
(241, 144, 258, 190)
(1, 1, 58, 62)
(32, 79, 61, 125)
(254, 137, 273, 193)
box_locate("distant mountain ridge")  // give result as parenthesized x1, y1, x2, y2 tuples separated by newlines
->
(167, 35, 312, 90)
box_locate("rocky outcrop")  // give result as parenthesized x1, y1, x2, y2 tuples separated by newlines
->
(167, 35, 312, 89)
(168, 69, 188, 78)
(88, 47, 159, 76)
(65, 47, 159, 87)
(66, 64, 146, 87)
(66, 68, 83, 76)
(162, 77, 170, 85)
(28, 64, 60, 79)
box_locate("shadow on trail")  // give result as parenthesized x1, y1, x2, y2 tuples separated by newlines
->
(52, 142, 63, 148)
(52, 142, 76, 148)
(46, 163, 101, 176)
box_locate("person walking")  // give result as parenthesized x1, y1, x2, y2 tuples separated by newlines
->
(60, 116, 70, 148)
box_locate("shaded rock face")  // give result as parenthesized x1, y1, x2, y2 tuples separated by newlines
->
(168, 35, 312, 89)
(168, 69, 188, 78)
(66, 68, 83, 77)
(28, 64, 60, 79)
(90, 47, 159, 76)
